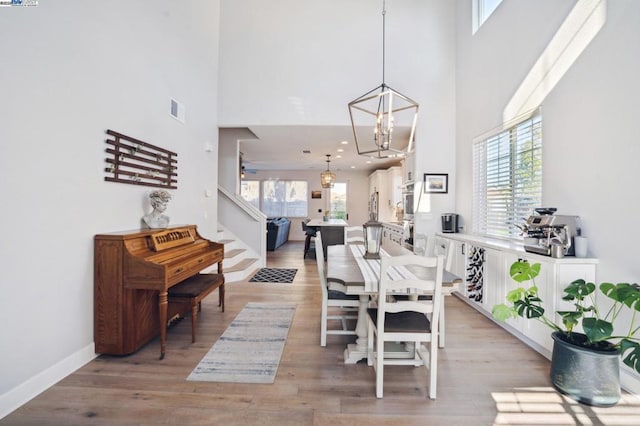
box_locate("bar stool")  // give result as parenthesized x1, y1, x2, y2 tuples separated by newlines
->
(302, 219, 317, 258)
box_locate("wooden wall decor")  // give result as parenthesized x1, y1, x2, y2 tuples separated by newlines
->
(104, 129, 178, 189)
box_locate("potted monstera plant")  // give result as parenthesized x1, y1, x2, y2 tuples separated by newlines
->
(492, 260, 640, 407)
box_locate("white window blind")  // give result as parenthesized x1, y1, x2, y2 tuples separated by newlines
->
(473, 112, 542, 239)
(262, 180, 308, 218)
(240, 180, 260, 210)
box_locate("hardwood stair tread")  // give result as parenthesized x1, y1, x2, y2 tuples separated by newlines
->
(224, 258, 259, 273)
(224, 248, 246, 259)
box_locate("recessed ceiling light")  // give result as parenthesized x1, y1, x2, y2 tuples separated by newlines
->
(350, 165, 356, 169)
(366, 160, 372, 164)
(336, 155, 342, 159)
(341, 141, 349, 145)
(337, 148, 344, 153)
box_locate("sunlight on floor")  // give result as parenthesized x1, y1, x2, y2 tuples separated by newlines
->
(503, 0, 607, 121)
(492, 387, 640, 425)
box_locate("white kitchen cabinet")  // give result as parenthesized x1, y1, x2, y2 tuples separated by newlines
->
(501, 252, 554, 352)
(450, 239, 467, 281)
(388, 166, 402, 208)
(369, 170, 386, 220)
(402, 151, 415, 183)
(382, 223, 404, 246)
(369, 166, 402, 223)
(482, 248, 502, 315)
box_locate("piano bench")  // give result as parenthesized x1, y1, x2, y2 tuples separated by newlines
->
(168, 273, 225, 343)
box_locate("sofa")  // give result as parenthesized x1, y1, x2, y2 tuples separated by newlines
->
(266, 217, 291, 251)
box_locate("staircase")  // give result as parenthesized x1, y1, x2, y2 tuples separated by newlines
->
(214, 228, 261, 283)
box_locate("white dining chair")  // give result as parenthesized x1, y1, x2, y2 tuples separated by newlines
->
(316, 231, 359, 346)
(413, 233, 428, 256)
(433, 236, 453, 271)
(344, 226, 365, 244)
(366, 253, 444, 399)
(433, 236, 454, 348)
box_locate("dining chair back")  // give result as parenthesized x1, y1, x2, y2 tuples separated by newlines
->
(432, 236, 455, 348)
(344, 226, 364, 244)
(433, 236, 453, 271)
(413, 233, 428, 256)
(316, 231, 359, 346)
(366, 253, 444, 399)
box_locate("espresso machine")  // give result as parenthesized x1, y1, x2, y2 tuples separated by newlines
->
(520, 208, 581, 257)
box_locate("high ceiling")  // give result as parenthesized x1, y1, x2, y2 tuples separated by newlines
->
(239, 125, 405, 173)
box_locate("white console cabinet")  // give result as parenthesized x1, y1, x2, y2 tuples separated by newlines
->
(439, 233, 598, 357)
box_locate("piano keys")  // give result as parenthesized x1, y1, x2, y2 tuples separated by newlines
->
(94, 225, 224, 359)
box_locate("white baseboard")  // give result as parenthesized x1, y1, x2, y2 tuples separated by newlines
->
(0, 343, 97, 420)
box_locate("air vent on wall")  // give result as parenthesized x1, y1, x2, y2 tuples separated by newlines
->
(170, 98, 185, 123)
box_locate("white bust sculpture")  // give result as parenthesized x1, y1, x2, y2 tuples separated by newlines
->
(142, 190, 172, 229)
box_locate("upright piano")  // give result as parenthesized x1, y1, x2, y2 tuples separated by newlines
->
(94, 224, 224, 359)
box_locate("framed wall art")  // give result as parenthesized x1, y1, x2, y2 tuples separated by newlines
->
(423, 173, 448, 194)
(311, 190, 322, 199)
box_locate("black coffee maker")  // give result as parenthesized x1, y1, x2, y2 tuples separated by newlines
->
(441, 213, 459, 233)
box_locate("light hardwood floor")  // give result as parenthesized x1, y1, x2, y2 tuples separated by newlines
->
(3, 242, 638, 425)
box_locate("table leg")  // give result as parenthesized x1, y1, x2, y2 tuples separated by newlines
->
(343, 294, 369, 363)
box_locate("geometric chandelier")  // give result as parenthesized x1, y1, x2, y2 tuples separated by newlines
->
(348, 0, 419, 159)
(320, 154, 336, 188)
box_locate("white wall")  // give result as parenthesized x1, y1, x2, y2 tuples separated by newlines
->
(217, 0, 458, 240)
(455, 0, 640, 391)
(0, 0, 221, 416)
(245, 169, 370, 241)
(218, 127, 258, 193)
(7, 0, 637, 416)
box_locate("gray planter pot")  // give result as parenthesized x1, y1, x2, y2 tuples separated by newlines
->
(550, 331, 621, 407)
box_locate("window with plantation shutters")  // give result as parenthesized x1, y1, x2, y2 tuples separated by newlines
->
(473, 112, 542, 239)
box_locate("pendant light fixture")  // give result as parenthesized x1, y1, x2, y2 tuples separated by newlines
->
(320, 154, 336, 188)
(348, 0, 419, 159)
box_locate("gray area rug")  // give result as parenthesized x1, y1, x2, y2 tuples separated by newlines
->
(249, 268, 297, 283)
(187, 302, 296, 384)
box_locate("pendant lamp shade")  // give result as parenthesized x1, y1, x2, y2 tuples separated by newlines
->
(348, 0, 419, 159)
(320, 154, 335, 188)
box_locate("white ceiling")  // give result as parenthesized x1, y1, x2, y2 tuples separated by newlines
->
(238, 125, 405, 173)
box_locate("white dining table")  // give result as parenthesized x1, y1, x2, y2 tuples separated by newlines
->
(326, 242, 462, 364)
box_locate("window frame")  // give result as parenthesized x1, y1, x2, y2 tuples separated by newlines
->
(240, 179, 261, 210)
(472, 0, 503, 34)
(472, 109, 542, 240)
(328, 181, 348, 220)
(260, 179, 309, 219)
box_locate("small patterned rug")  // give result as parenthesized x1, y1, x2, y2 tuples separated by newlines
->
(249, 268, 297, 283)
(187, 302, 296, 383)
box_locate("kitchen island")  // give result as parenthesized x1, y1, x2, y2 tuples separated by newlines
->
(307, 218, 348, 256)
